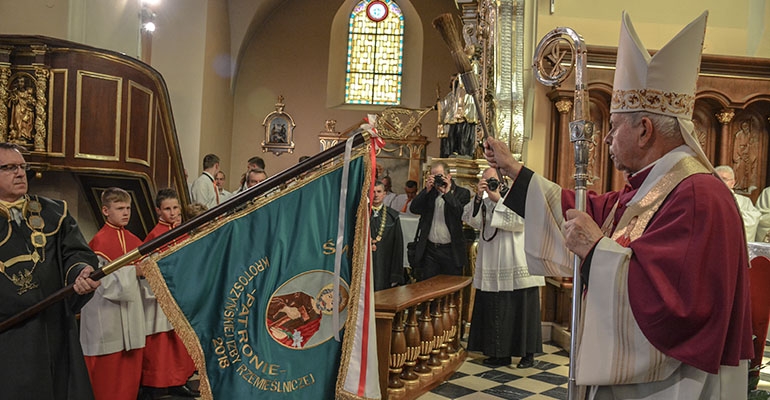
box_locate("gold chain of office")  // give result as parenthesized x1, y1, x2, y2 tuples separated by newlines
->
(371, 205, 388, 251)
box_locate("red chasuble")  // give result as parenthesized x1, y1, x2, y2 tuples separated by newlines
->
(561, 169, 753, 374)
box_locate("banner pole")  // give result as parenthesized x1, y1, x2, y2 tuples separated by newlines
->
(0, 131, 369, 334)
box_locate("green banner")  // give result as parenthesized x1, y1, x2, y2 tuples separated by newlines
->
(145, 154, 367, 399)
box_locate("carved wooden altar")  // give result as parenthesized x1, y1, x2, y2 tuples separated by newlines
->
(545, 46, 770, 201)
(319, 107, 432, 190)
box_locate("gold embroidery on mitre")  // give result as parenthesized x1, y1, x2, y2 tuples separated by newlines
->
(611, 88, 694, 117)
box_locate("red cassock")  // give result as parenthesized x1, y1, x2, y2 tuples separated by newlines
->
(141, 220, 196, 387)
(89, 221, 142, 262)
(86, 222, 144, 400)
(560, 168, 753, 374)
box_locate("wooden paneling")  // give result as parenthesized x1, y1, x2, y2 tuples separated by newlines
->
(47, 69, 67, 156)
(153, 102, 171, 189)
(75, 71, 121, 161)
(126, 80, 152, 167)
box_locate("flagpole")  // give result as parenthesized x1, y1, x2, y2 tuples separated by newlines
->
(0, 131, 370, 334)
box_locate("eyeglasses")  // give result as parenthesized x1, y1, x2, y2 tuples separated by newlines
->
(0, 163, 30, 173)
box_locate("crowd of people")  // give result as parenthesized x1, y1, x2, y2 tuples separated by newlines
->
(1, 9, 759, 399)
(191, 154, 268, 208)
(369, 161, 543, 369)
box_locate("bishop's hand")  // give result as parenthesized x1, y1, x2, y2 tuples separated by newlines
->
(564, 209, 604, 259)
(484, 137, 522, 180)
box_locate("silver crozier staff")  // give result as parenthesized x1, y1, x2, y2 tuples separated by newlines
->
(533, 28, 593, 400)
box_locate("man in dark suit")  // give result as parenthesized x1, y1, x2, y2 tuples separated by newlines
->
(409, 161, 471, 280)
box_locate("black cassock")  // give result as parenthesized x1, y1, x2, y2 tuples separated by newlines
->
(371, 206, 405, 291)
(0, 196, 98, 400)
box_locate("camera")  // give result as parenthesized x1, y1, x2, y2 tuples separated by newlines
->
(434, 174, 447, 188)
(487, 177, 500, 191)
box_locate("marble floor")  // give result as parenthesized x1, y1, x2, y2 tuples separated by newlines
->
(171, 340, 770, 400)
(418, 341, 770, 400)
(418, 342, 569, 400)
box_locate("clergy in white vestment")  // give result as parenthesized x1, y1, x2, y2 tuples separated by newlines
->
(755, 187, 770, 242)
(715, 165, 760, 243)
(462, 168, 544, 368)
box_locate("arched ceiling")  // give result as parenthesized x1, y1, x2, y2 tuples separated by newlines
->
(227, 0, 284, 88)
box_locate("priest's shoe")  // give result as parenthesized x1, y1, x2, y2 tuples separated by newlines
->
(516, 354, 535, 369)
(482, 356, 511, 367)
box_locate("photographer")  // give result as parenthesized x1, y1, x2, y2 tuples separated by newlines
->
(409, 161, 470, 280)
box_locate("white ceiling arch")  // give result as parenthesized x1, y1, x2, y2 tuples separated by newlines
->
(227, 0, 284, 88)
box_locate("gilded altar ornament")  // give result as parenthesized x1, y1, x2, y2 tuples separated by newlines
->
(33, 66, 49, 152)
(715, 109, 735, 125)
(375, 107, 432, 140)
(324, 119, 337, 133)
(0, 66, 10, 142)
(555, 98, 573, 114)
(8, 76, 36, 144)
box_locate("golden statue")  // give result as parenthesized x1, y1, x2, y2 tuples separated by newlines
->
(8, 77, 35, 142)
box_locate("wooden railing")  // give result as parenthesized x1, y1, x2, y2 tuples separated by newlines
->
(374, 275, 472, 399)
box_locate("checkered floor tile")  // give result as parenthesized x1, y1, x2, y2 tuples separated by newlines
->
(182, 340, 770, 399)
(420, 340, 770, 399)
(419, 342, 569, 399)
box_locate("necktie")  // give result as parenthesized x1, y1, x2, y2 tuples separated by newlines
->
(401, 199, 409, 213)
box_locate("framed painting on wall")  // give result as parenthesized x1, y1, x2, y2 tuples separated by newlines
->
(262, 96, 296, 155)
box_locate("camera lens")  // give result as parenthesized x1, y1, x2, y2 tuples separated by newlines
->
(434, 175, 446, 187)
(487, 178, 499, 191)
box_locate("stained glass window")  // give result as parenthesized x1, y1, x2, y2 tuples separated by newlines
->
(345, 0, 404, 105)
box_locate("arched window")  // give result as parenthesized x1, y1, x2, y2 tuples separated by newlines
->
(345, 0, 404, 105)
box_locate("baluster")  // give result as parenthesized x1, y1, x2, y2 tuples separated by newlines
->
(438, 296, 451, 361)
(447, 292, 459, 354)
(414, 301, 434, 375)
(429, 298, 444, 367)
(400, 305, 420, 382)
(388, 310, 407, 390)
